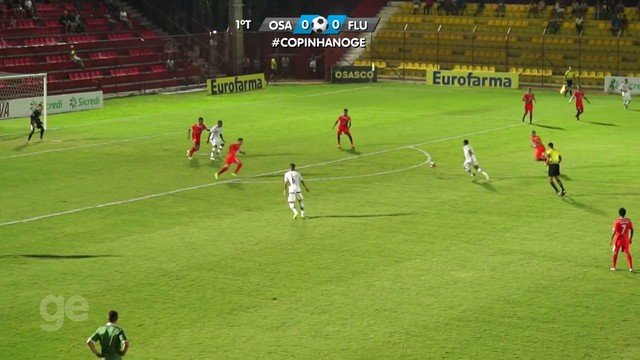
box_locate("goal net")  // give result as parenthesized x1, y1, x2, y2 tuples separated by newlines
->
(0, 72, 48, 129)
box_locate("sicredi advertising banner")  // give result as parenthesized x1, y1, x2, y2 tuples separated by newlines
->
(604, 76, 640, 95)
(426, 70, 519, 89)
(206, 73, 267, 95)
(0, 91, 103, 120)
(331, 66, 378, 83)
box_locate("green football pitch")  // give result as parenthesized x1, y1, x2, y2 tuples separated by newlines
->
(1, 83, 639, 359)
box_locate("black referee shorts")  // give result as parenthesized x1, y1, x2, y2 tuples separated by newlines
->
(566, 79, 573, 88)
(31, 120, 43, 129)
(548, 164, 560, 177)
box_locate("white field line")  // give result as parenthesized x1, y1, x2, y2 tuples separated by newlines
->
(0, 123, 521, 227)
(0, 86, 370, 138)
(0, 132, 182, 160)
(244, 147, 431, 184)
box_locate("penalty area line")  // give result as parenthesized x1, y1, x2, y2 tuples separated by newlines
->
(0, 123, 521, 227)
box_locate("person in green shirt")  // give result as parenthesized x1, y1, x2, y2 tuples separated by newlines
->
(87, 310, 129, 359)
(563, 66, 575, 97)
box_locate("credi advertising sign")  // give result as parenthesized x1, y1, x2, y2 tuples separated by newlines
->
(426, 70, 519, 89)
(331, 66, 378, 83)
(206, 73, 267, 95)
(604, 76, 640, 95)
(0, 91, 103, 120)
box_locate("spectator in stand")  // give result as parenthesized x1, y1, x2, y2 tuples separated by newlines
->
(574, 13, 584, 34)
(166, 57, 175, 72)
(614, 0, 624, 15)
(474, 0, 486, 16)
(252, 57, 261, 72)
(547, 11, 562, 34)
(270, 56, 278, 80)
(455, 0, 466, 15)
(423, 0, 433, 14)
(571, 0, 579, 16)
(555, 1, 566, 18)
(24, 0, 34, 18)
(610, 14, 621, 35)
(620, 13, 628, 35)
(577, 0, 588, 16)
(119, 10, 133, 29)
(73, 10, 85, 33)
(528, 0, 538, 18)
(497, 0, 506, 17)
(412, 0, 421, 14)
(281, 56, 290, 79)
(60, 11, 76, 33)
(241, 56, 250, 74)
(104, 9, 117, 29)
(435, 0, 445, 15)
(69, 46, 85, 68)
(537, 0, 547, 17)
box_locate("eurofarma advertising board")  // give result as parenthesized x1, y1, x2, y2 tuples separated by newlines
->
(206, 73, 267, 95)
(426, 70, 519, 89)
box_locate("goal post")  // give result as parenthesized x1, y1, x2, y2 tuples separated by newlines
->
(0, 72, 48, 129)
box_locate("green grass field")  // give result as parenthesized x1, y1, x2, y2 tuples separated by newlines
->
(1, 83, 640, 359)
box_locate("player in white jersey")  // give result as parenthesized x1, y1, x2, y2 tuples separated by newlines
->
(462, 139, 490, 180)
(620, 78, 631, 110)
(284, 163, 310, 219)
(208, 120, 225, 160)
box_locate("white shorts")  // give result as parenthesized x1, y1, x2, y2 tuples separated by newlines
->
(463, 159, 478, 171)
(623, 92, 631, 102)
(288, 192, 303, 202)
(211, 138, 224, 147)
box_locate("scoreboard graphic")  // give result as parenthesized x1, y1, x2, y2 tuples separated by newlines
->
(257, 15, 380, 35)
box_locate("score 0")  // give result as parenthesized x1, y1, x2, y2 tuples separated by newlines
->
(235, 19, 252, 30)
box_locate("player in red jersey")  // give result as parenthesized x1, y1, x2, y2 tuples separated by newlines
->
(610, 207, 634, 272)
(332, 108, 355, 149)
(187, 117, 209, 159)
(568, 85, 590, 121)
(214, 138, 245, 179)
(530, 130, 546, 161)
(522, 88, 536, 124)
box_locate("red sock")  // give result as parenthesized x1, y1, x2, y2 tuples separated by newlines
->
(189, 147, 196, 156)
(613, 253, 619, 268)
(234, 163, 243, 174)
(626, 253, 633, 269)
(218, 166, 229, 175)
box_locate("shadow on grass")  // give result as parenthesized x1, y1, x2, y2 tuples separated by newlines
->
(188, 159, 201, 168)
(582, 121, 619, 127)
(560, 174, 572, 181)
(472, 178, 498, 192)
(341, 147, 361, 156)
(533, 124, 566, 130)
(0, 254, 120, 260)
(560, 196, 608, 216)
(305, 213, 414, 220)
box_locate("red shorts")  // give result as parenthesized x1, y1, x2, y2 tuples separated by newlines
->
(524, 104, 533, 112)
(534, 147, 546, 160)
(337, 128, 351, 136)
(225, 156, 240, 165)
(613, 240, 631, 253)
(192, 139, 201, 145)
(576, 103, 584, 111)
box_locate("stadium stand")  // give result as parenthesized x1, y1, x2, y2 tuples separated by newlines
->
(0, 1, 200, 94)
(359, 1, 639, 85)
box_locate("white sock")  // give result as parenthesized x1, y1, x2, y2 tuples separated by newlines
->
(288, 202, 296, 214)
